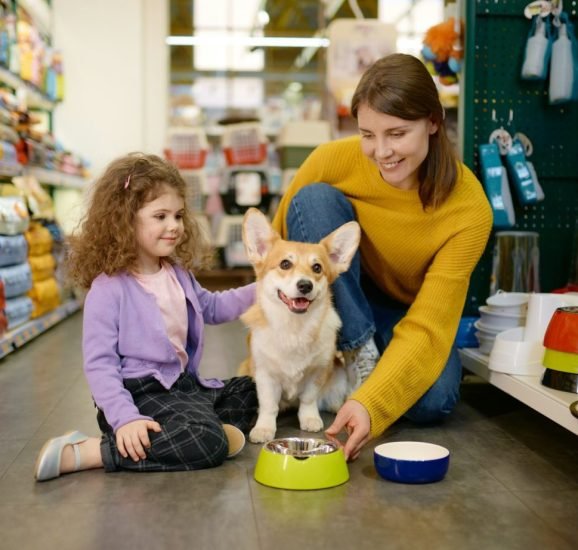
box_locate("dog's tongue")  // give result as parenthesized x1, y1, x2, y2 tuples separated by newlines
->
(290, 297, 310, 312)
(278, 290, 311, 313)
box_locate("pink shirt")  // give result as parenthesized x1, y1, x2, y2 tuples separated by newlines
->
(134, 262, 188, 370)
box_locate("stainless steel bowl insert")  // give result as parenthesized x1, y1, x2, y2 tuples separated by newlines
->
(264, 438, 339, 457)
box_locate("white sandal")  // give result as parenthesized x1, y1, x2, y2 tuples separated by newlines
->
(34, 430, 89, 481)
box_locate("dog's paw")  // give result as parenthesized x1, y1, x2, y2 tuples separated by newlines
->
(299, 416, 324, 433)
(249, 425, 276, 444)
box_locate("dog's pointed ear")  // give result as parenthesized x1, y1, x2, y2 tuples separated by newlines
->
(320, 221, 361, 274)
(242, 208, 279, 266)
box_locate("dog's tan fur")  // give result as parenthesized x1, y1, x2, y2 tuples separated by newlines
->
(240, 208, 360, 443)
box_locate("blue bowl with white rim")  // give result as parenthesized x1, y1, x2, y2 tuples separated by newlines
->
(374, 441, 450, 484)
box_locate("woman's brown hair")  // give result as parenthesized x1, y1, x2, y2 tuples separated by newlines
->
(67, 152, 213, 288)
(351, 53, 458, 209)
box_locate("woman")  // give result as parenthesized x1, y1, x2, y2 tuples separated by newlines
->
(272, 53, 492, 460)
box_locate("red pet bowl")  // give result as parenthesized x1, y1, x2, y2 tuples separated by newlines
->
(543, 306, 578, 353)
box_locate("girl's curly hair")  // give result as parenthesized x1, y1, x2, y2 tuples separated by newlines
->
(67, 152, 214, 288)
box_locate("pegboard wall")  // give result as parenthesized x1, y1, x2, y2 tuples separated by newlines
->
(461, 0, 578, 315)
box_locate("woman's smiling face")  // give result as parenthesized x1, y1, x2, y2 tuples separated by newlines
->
(357, 103, 438, 191)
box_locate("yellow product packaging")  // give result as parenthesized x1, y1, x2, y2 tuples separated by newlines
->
(25, 221, 53, 255)
(28, 277, 61, 318)
(28, 253, 56, 282)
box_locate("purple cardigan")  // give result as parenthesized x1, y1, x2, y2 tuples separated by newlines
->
(82, 265, 255, 432)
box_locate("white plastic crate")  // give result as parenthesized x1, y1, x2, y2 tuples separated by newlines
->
(214, 215, 250, 267)
(214, 215, 244, 248)
(165, 127, 208, 169)
(181, 169, 207, 214)
(221, 122, 267, 166)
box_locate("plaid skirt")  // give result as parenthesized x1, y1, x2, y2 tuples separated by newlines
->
(97, 373, 257, 472)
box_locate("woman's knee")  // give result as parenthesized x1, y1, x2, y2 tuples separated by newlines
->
(293, 182, 338, 200)
(288, 183, 355, 241)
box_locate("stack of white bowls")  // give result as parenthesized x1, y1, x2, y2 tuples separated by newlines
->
(475, 291, 529, 354)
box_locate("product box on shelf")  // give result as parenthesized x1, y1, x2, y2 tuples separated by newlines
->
(276, 120, 332, 170)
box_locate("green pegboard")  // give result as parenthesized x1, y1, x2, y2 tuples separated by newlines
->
(461, 0, 578, 314)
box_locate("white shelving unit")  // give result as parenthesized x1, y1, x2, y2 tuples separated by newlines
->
(0, 298, 81, 360)
(0, 2, 87, 361)
(0, 165, 87, 189)
(25, 167, 86, 189)
(0, 67, 56, 111)
(459, 348, 578, 435)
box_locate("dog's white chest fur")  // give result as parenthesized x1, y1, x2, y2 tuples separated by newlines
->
(251, 303, 341, 403)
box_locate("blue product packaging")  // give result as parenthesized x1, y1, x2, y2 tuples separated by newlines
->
(478, 143, 516, 228)
(504, 139, 539, 205)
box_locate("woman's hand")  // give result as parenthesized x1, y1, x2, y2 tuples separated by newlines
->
(325, 399, 371, 461)
(116, 419, 162, 462)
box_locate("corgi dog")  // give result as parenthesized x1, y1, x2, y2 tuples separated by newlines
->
(239, 207, 361, 444)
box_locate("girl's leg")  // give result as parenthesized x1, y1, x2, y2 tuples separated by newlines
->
(286, 184, 379, 384)
(59, 437, 103, 473)
(99, 375, 231, 472)
(213, 375, 258, 433)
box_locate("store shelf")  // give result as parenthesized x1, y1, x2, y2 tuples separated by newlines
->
(196, 268, 254, 291)
(0, 165, 87, 188)
(459, 348, 578, 436)
(0, 67, 57, 111)
(0, 298, 81, 360)
(26, 167, 87, 189)
(0, 162, 23, 178)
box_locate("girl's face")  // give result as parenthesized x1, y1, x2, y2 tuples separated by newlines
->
(134, 185, 185, 273)
(357, 104, 438, 191)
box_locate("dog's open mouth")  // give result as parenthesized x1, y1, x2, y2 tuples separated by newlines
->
(277, 290, 312, 314)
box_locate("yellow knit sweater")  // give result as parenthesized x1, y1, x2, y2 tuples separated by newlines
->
(273, 135, 492, 437)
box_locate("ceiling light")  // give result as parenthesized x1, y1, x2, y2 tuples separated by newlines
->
(166, 35, 330, 48)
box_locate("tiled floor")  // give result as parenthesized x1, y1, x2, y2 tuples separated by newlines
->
(1, 312, 578, 550)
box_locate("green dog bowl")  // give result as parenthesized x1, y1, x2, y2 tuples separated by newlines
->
(254, 437, 349, 490)
(542, 348, 578, 374)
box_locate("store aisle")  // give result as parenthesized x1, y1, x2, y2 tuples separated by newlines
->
(1, 312, 578, 550)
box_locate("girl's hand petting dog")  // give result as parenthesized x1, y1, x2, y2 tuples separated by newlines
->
(116, 419, 162, 462)
(325, 400, 371, 461)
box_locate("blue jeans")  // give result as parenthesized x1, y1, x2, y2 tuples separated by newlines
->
(286, 183, 462, 424)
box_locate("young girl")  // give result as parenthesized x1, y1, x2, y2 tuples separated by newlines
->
(35, 153, 258, 481)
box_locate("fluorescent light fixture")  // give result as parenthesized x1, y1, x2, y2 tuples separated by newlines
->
(167, 35, 330, 48)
